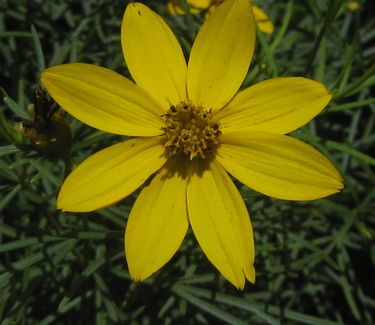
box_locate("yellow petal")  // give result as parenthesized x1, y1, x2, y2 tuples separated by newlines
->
(42, 64, 164, 137)
(125, 158, 189, 281)
(252, 5, 274, 34)
(58, 137, 167, 212)
(206, 2, 219, 13)
(188, 0, 212, 9)
(217, 131, 343, 200)
(216, 77, 332, 134)
(166, 1, 187, 15)
(187, 159, 255, 289)
(187, 0, 255, 110)
(166, 0, 210, 15)
(122, 3, 187, 108)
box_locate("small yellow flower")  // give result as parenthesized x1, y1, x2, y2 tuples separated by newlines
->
(42, 0, 343, 289)
(167, 0, 274, 34)
(347, 0, 360, 11)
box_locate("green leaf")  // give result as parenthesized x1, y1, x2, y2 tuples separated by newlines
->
(11, 239, 77, 271)
(0, 145, 20, 157)
(0, 185, 21, 212)
(326, 140, 375, 166)
(0, 237, 39, 253)
(2, 96, 28, 119)
(173, 285, 249, 325)
(0, 223, 17, 238)
(175, 285, 342, 325)
(31, 24, 45, 73)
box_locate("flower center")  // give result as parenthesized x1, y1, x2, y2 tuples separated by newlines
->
(161, 101, 222, 160)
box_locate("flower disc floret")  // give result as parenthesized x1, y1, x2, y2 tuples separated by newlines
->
(162, 101, 221, 160)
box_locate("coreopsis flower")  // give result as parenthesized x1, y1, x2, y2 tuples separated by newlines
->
(167, 0, 274, 34)
(41, 0, 343, 289)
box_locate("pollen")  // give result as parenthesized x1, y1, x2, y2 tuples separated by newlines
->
(161, 101, 222, 160)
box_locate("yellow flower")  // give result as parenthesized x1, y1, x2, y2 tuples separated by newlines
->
(347, 0, 360, 11)
(41, 0, 343, 289)
(167, 0, 274, 34)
